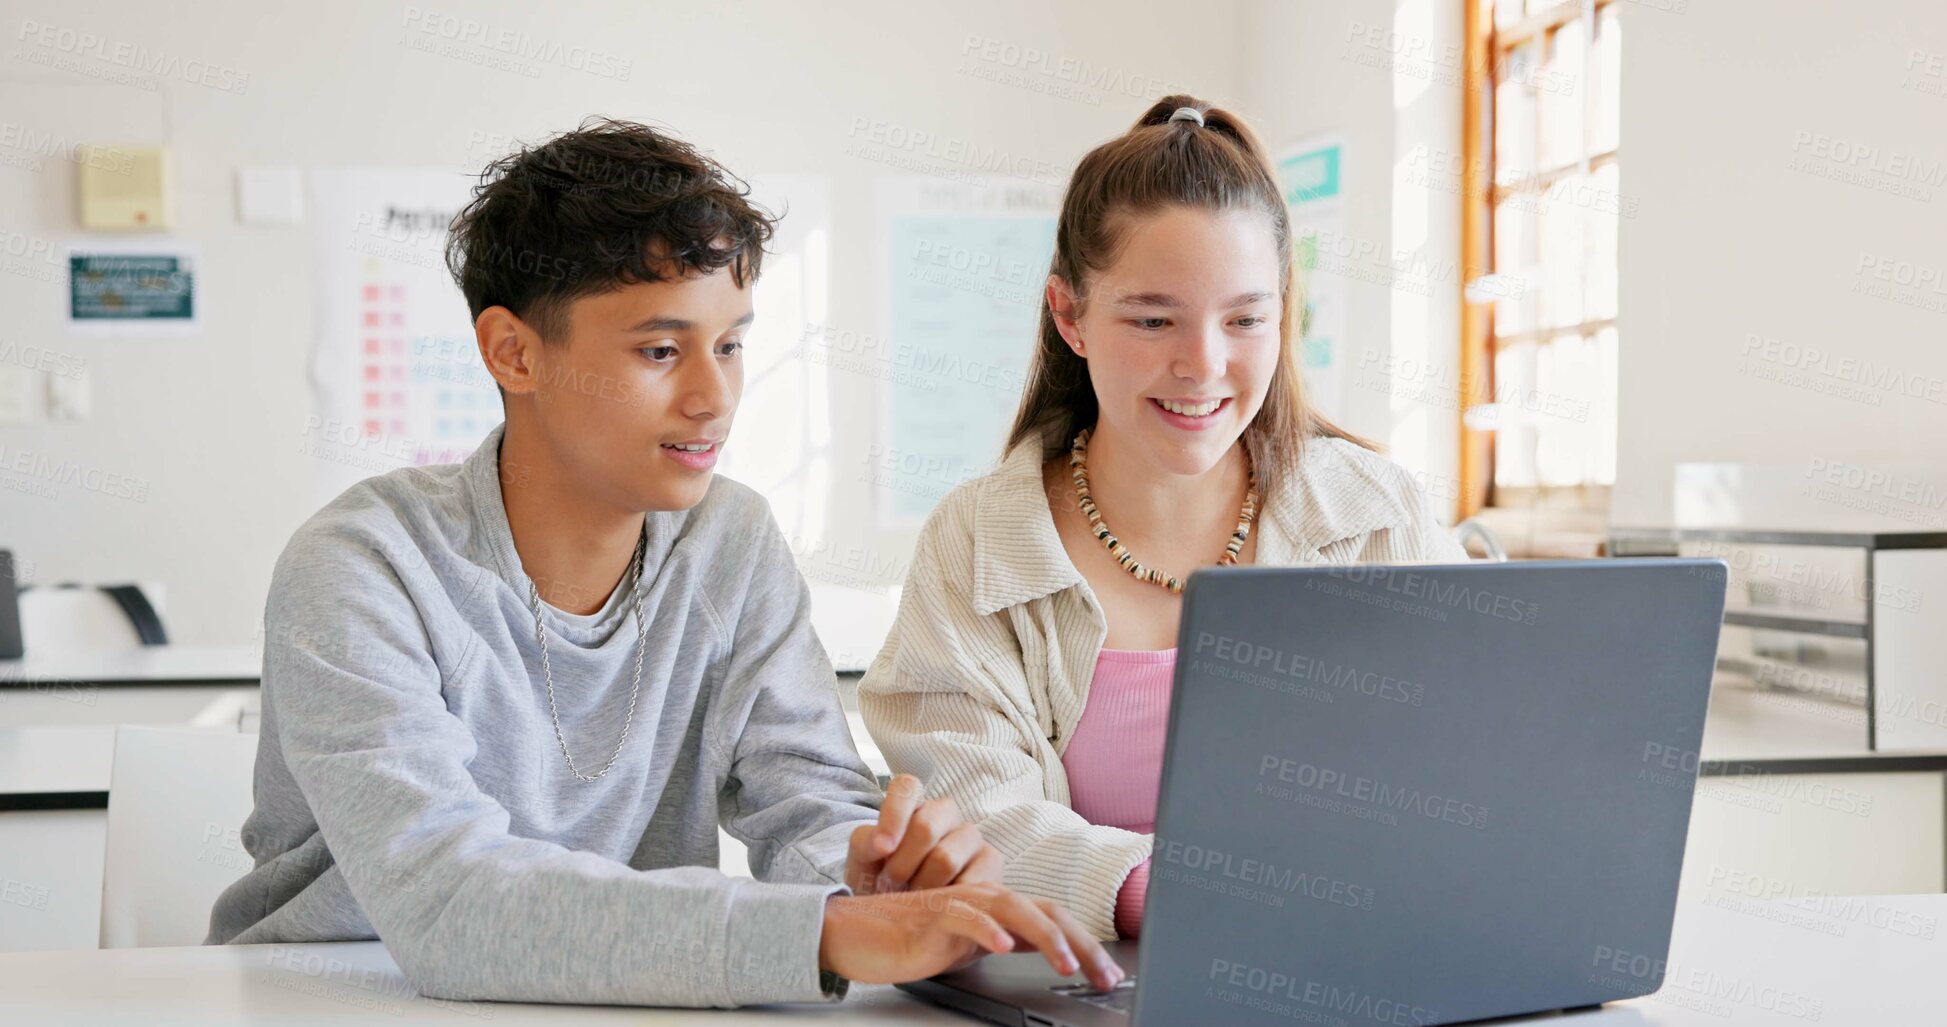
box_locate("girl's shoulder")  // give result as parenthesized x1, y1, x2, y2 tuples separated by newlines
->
(918, 440, 1052, 543)
(1293, 435, 1426, 496)
(1269, 437, 1447, 554)
(903, 442, 1076, 614)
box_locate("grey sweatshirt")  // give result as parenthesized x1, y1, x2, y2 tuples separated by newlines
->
(207, 424, 880, 1007)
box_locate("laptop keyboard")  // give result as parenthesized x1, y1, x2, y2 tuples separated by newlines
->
(1051, 975, 1138, 1015)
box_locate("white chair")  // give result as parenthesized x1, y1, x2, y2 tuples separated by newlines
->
(19, 581, 169, 651)
(98, 724, 258, 948)
(1453, 517, 1510, 562)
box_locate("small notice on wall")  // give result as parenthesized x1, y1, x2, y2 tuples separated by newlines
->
(1275, 135, 1347, 421)
(66, 246, 198, 334)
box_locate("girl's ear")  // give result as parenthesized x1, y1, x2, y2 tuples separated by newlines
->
(1046, 275, 1086, 357)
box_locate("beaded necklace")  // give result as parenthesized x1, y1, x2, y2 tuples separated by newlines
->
(1068, 427, 1259, 594)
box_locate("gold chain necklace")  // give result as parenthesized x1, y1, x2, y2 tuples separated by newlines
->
(1069, 428, 1259, 594)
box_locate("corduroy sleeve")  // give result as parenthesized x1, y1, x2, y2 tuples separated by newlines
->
(857, 503, 1148, 941)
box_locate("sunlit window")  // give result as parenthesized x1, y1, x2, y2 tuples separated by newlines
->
(1464, 0, 1620, 504)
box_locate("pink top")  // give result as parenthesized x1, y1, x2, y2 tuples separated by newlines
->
(1061, 647, 1176, 937)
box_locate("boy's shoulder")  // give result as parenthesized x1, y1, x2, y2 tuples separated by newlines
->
(680, 474, 796, 591)
(691, 472, 774, 533)
(275, 461, 790, 617)
(276, 462, 471, 588)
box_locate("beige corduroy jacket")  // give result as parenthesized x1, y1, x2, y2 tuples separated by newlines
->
(858, 434, 1471, 939)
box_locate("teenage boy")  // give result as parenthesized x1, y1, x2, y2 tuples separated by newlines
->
(208, 118, 1120, 1007)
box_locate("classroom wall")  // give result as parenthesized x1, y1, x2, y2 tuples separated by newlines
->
(1615, 2, 1947, 527)
(0, 0, 1250, 644)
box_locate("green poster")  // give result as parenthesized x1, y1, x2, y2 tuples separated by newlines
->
(1278, 144, 1342, 206)
(69, 253, 196, 322)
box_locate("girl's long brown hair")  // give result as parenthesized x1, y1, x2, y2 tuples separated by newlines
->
(1005, 94, 1373, 490)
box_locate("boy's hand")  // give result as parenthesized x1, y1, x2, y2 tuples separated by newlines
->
(819, 883, 1124, 991)
(847, 774, 1001, 894)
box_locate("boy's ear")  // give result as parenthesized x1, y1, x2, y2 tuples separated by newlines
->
(1046, 275, 1086, 358)
(477, 306, 544, 396)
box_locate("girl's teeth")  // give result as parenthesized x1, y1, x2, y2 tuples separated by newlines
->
(665, 443, 714, 452)
(1158, 399, 1220, 417)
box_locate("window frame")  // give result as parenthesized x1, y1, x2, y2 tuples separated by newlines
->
(1459, 0, 1619, 520)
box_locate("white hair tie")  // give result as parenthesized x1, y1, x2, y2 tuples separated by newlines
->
(1168, 106, 1205, 127)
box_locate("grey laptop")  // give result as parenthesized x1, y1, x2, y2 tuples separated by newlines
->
(900, 559, 1726, 1026)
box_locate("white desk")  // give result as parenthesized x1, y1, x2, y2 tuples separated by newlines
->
(0, 644, 260, 730)
(1700, 676, 1869, 761)
(0, 724, 117, 802)
(2, 895, 1939, 1024)
(0, 643, 260, 688)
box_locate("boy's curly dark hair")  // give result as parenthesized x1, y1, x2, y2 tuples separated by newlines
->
(445, 117, 776, 341)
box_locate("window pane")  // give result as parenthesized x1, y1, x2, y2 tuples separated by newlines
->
(1592, 4, 1621, 153)
(1541, 22, 1584, 169)
(1533, 333, 1598, 486)
(1594, 326, 1618, 485)
(1538, 176, 1586, 329)
(1493, 199, 1537, 334)
(1494, 41, 1539, 188)
(1495, 0, 1528, 32)
(1493, 341, 1539, 488)
(1587, 162, 1620, 321)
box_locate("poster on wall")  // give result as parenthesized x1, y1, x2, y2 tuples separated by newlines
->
(65, 244, 198, 335)
(872, 177, 1059, 523)
(1276, 135, 1348, 421)
(307, 169, 489, 504)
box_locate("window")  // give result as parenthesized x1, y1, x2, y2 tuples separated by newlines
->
(1461, 0, 1621, 517)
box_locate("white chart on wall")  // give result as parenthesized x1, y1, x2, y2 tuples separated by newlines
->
(308, 169, 486, 507)
(872, 177, 1060, 525)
